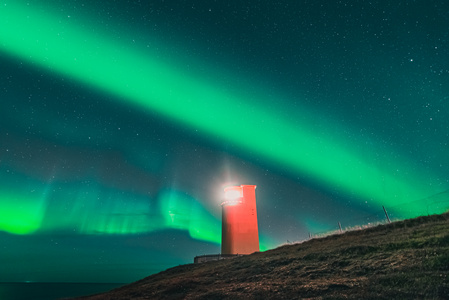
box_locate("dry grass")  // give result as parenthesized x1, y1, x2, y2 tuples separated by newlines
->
(77, 212, 449, 299)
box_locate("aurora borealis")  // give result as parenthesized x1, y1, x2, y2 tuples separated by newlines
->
(1, 0, 448, 283)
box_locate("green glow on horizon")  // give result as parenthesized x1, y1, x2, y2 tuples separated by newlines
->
(69, 186, 164, 235)
(39, 182, 221, 243)
(302, 218, 336, 235)
(159, 190, 221, 244)
(259, 235, 277, 252)
(0, 0, 446, 222)
(0, 171, 221, 243)
(0, 191, 46, 234)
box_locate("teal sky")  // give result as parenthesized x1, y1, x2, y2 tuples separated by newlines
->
(0, 0, 448, 283)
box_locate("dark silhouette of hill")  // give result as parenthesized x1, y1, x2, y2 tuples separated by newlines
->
(77, 212, 449, 299)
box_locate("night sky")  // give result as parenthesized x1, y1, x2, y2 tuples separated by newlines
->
(1, 0, 448, 283)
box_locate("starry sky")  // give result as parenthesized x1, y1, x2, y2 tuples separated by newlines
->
(1, 0, 448, 283)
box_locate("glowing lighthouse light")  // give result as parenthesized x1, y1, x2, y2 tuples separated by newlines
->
(223, 187, 242, 206)
(221, 185, 259, 255)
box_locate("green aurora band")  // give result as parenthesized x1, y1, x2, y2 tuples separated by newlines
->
(0, 1, 446, 239)
(0, 190, 46, 235)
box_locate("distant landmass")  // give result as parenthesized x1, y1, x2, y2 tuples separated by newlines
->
(77, 212, 449, 299)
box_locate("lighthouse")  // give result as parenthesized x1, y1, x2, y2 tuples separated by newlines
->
(221, 185, 259, 255)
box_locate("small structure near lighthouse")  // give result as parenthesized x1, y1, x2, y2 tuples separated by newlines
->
(221, 185, 259, 255)
(194, 185, 260, 263)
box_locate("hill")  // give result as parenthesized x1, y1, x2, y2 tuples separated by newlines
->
(77, 212, 449, 299)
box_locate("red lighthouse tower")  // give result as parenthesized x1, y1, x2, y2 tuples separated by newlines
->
(221, 185, 259, 255)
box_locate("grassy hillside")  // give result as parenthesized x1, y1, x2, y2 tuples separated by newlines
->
(78, 212, 449, 299)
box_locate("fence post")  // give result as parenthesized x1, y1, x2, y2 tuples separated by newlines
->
(383, 205, 391, 224)
(338, 222, 342, 233)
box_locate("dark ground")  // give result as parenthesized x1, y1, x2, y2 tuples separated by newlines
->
(77, 212, 449, 299)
